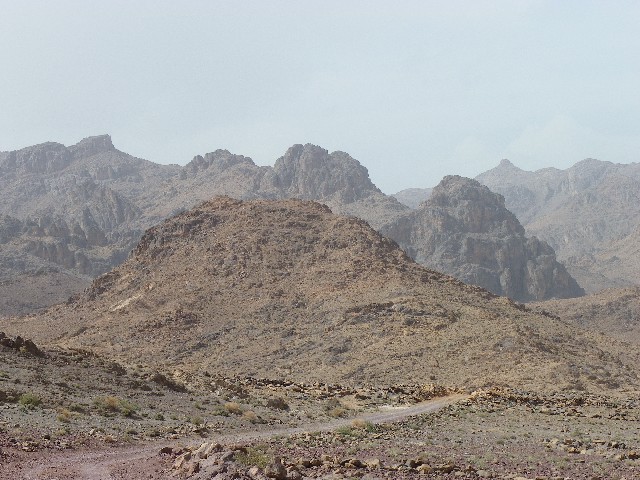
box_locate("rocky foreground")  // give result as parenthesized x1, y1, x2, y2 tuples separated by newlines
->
(2, 384, 638, 479)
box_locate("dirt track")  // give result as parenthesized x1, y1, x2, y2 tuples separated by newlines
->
(12, 394, 466, 480)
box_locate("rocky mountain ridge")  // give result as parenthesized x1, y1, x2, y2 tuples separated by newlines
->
(6, 197, 636, 393)
(476, 158, 640, 292)
(382, 176, 583, 301)
(1, 135, 583, 314)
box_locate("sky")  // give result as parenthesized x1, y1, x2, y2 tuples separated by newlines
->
(1, 1, 639, 193)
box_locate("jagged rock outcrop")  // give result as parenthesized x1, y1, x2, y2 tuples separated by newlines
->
(176, 143, 409, 229)
(275, 144, 377, 202)
(382, 176, 584, 301)
(477, 158, 640, 292)
(273, 144, 409, 229)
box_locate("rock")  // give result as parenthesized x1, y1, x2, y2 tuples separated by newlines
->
(173, 451, 192, 469)
(185, 461, 200, 476)
(22, 339, 43, 356)
(193, 442, 210, 459)
(204, 442, 223, 457)
(219, 450, 235, 462)
(285, 466, 303, 480)
(264, 457, 287, 480)
(344, 458, 364, 469)
(364, 458, 382, 469)
(434, 462, 456, 474)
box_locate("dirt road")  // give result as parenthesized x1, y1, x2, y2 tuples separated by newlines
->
(13, 394, 467, 480)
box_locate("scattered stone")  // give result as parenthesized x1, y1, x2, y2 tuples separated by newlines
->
(264, 457, 287, 480)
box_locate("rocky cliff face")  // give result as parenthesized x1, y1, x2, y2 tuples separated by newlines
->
(382, 176, 584, 301)
(274, 144, 377, 202)
(477, 158, 640, 292)
(272, 144, 410, 229)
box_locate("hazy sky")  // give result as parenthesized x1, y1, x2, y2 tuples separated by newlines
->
(1, 1, 639, 193)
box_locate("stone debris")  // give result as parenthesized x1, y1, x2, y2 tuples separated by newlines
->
(167, 441, 476, 479)
(0, 332, 43, 356)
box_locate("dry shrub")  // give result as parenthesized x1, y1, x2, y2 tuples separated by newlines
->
(242, 410, 258, 423)
(266, 397, 289, 410)
(224, 402, 243, 415)
(328, 407, 348, 418)
(351, 418, 368, 429)
(56, 408, 73, 423)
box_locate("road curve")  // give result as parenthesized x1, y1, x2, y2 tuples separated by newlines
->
(19, 394, 468, 480)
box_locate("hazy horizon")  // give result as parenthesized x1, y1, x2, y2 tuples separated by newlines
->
(1, 1, 639, 192)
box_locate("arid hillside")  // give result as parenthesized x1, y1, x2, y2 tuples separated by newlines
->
(532, 286, 640, 345)
(7, 198, 638, 394)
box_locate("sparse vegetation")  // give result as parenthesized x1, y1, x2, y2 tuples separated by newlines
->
(56, 408, 73, 423)
(266, 397, 289, 410)
(328, 406, 348, 418)
(351, 418, 376, 432)
(242, 410, 258, 423)
(18, 392, 41, 408)
(235, 445, 271, 469)
(93, 396, 138, 417)
(224, 401, 244, 415)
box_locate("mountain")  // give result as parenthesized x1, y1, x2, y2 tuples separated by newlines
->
(0, 135, 180, 313)
(178, 143, 410, 230)
(6, 197, 636, 393)
(392, 187, 433, 209)
(381, 176, 584, 302)
(532, 286, 640, 345)
(1, 136, 584, 315)
(476, 158, 640, 292)
(0, 138, 408, 315)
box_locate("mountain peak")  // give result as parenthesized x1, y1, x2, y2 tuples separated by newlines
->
(499, 158, 515, 168)
(430, 175, 507, 210)
(70, 134, 115, 157)
(382, 175, 584, 301)
(274, 143, 378, 202)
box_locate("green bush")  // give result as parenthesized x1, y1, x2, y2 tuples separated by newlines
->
(235, 445, 271, 469)
(18, 392, 41, 408)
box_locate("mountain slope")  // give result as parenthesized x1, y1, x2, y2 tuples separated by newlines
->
(381, 176, 583, 302)
(7, 198, 635, 393)
(392, 187, 433, 209)
(532, 286, 640, 345)
(477, 158, 640, 292)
